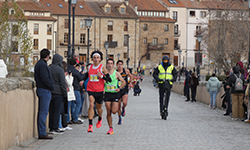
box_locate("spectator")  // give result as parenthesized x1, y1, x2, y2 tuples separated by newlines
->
(49, 54, 67, 134)
(207, 73, 220, 109)
(34, 48, 54, 140)
(222, 71, 232, 116)
(134, 81, 141, 96)
(150, 68, 152, 76)
(188, 73, 199, 102)
(227, 66, 245, 120)
(73, 54, 80, 64)
(184, 70, 190, 102)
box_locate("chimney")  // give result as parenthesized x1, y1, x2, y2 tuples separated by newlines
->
(125, 0, 129, 6)
(135, 5, 137, 13)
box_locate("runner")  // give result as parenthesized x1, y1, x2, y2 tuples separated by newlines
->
(104, 59, 126, 134)
(116, 60, 133, 125)
(86, 50, 111, 133)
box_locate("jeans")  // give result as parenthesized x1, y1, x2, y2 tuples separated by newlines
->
(36, 88, 51, 137)
(73, 91, 81, 122)
(209, 91, 218, 107)
(66, 101, 76, 122)
(49, 94, 63, 130)
(79, 91, 85, 116)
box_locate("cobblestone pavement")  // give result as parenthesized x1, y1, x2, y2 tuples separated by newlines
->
(9, 76, 250, 150)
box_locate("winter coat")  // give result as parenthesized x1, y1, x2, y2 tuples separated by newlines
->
(188, 76, 199, 87)
(65, 75, 75, 101)
(49, 54, 67, 97)
(228, 66, 245, 94)
(67, 65, 85, 91)
(207, 77, 220, 92)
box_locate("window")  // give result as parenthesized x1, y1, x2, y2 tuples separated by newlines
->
(108, 21, 113, 31)
(11, 9, 15, 15)
(195, 26, 201, 36)
(11, 41, 18, 52)
(124, 21, 128, 31)
(143, 24, 148, 31)
(12, 25, 18, 36)
(200, 11, 206, 18)
(143, 38, 147, 44)
(107, 34, 113, 42)
(174, 39, 179, 49)
(33, 39, 38, 49)
(65, 19, 69, 29)
(33, 56, 38, 65)
(124, 35, 129, 46)
(80, 34, 85, 44)
(146, 53, 150, 60)
(174, 25, 178, 35)
(120, 7, 125, 14)
(34, 23, 39, 34)
(79, 54, 86, 62)
(164, 24, 169, 31)
(173, 11, 177, 21)
(106, 7, 111, 13)
(164, 38, 168, 45)
(47, 24, 52, 35)
(47, 39, 51, 50)
(162, 53, 170, 58)
(190, 11, 195, 17)
(195, 53, 202, 65)
(108, 54, 114, 59)
(153, 38, 158, 46)
(64, 33, 69, 43)
(80, 19, 85, 28)
(124, 53, 127, 59)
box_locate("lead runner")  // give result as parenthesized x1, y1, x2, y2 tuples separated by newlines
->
(85, 50, 111, 133)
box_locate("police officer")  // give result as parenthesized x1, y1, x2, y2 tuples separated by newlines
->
(153, 55, 177, 119)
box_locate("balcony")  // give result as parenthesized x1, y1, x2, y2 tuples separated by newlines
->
(104, 41, 117, 48)
(147, 43, 164, 50)
(174, 30, 181, 37)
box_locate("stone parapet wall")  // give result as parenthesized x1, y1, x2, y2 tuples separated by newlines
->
(172, 81, 224, 108)
(0, 78, 38, 150)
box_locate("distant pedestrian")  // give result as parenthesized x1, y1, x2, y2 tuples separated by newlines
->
(188, 73, 199, 102)
(150, 68, 152, 76)
(222, 71, 231, 116)
(193, 67, 196, 73)
(134, 81, 142, 96)
(34, 48, 54, 140)
(184, 70, 190, 102)
(207, 73, 220, 109)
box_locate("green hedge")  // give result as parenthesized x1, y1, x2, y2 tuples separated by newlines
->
(206, 75, 226, 81)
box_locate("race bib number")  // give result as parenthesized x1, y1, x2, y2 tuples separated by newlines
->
(90, 74, 99, 82)
(107, 85, 116, 91)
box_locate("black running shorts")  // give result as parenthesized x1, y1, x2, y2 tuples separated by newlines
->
(104, 92, 119, 102)
(88, 91, 104, 104)
(118, 89, 128, 99)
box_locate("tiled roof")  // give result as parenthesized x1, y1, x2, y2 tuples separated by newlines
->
(26, 16, 57, 21)
(140, 17, 176, 23)
(161, 0, 186, 7)
(129, 0, 168, 11)
(39, 0, 96, 16)
(179, 0, 206, 9)
(17, 1, 50, 12)
(201, 0, 245, 10)
(85, 1, 139, 19)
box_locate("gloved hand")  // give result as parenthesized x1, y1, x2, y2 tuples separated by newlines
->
(158, 79, 163, 82)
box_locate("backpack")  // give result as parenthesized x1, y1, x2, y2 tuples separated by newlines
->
(234, 74, 243, 91)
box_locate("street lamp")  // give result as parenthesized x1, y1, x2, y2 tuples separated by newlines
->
(67, 0, 72, 64)
(117, 53, 120, 60)
(178, 49, 182, 81)
(85, 17, 93, 64)
(71, 0, 78, 58)
(196, 34, 203, 81)
(126, 34, 130, 69)
(104, 41, 109, 63)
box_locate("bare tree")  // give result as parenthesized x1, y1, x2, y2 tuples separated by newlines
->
(0, 1, 33, 77)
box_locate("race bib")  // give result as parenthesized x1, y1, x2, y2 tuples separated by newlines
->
(90, 74, 99, 82)
(118, 81, 122, 87)
(107, 85, 116, 91)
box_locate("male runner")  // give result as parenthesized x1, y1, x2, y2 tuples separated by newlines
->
(86, 50, 111, 132)
(104, 59, 126, 134)
(116, 60, 133, 124)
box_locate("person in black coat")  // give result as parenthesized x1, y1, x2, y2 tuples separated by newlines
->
(222, 71, 231, 116)
(184, 70, 190, 102)
(188, 73, 199, 102)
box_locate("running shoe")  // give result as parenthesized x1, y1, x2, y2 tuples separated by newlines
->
(121, 108, 126, 117)
(87, 125, 93, 133)
(96, 118, 102, 128)
(117, 116, 122, 125)
(107, 128, 114, 135)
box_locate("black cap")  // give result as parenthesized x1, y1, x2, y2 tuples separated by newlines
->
(162, 55, 169, 61)
(69, 59, 77, 66)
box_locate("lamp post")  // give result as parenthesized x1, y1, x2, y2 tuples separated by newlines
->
(67, 0, 71, 64)
(126, 34, 130, 69)
(178, 49, 182, 81)
(196, 34, 203, 81)
(104, 41, 109, 64)
(71, 0, 78, 58)
(85, 17, 93, 64)
(117, 53, 120, 60)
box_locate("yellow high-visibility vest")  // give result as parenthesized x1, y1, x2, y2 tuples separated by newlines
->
(158, 64, 174, 85)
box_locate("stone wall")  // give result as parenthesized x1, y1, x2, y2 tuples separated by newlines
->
(172, 81, 225, 108)
(0, 78, 38, 150)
